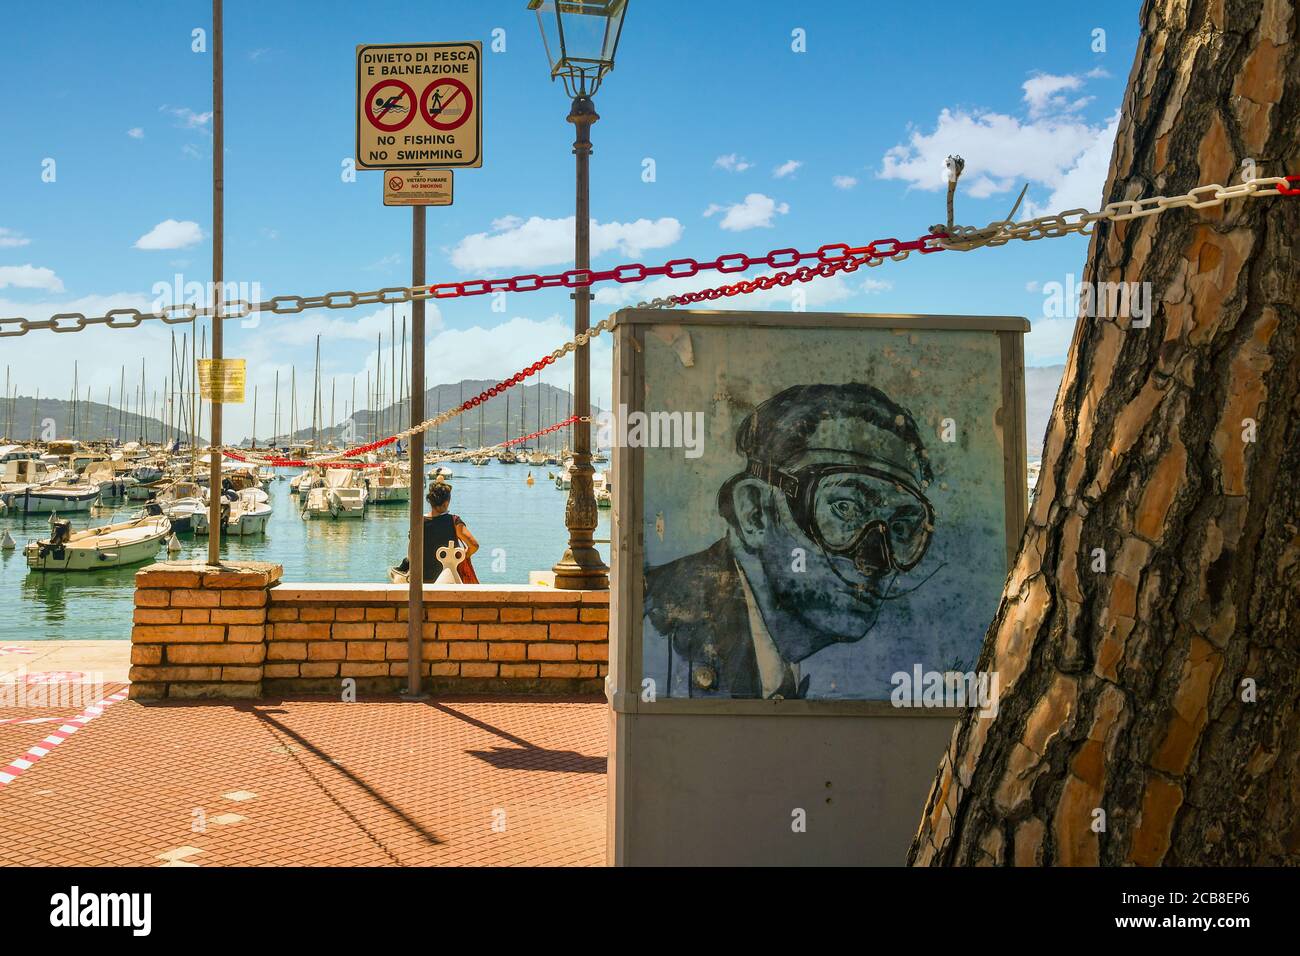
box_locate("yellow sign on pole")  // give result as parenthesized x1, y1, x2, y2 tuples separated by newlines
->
(197, 358, 246, 404)
(384, 168, 454, 206)
(356, 41, 482, 171)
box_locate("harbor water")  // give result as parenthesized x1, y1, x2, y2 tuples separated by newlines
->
(0, 461, 611, 642)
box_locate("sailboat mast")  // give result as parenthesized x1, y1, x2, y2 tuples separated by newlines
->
(272, 369, 279, 447)
(252, 384, 258, 449)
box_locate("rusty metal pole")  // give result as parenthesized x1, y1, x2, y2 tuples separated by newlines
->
(404, 205, 427, 697)
(206, 0, 224, 567)
(552, 94, 609, 590)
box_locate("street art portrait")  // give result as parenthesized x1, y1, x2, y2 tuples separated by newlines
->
(637, 321, 1016, 701)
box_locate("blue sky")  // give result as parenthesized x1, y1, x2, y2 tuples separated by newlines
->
(0, 0, 1137, 441)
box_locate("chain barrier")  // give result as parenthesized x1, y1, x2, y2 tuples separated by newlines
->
(225, 415, 586, 470)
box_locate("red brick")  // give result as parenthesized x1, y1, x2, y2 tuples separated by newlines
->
(366, 607, 396, 621)
(299, 607, 336, 622)
(549, 623, 608, 643)
(528, 643, 577, 661)
(346, 642, 385, 661)
(130, 645, 162, 665)
(375, 622, 407, 640)
(463, 607, 498, 622)
(180, 609, 210, 625)
(167, 644, 264, 665)
(460, 662, 499, 678)
(300, 662, 338, 678)
(228, 625, 264, 643)
(429, 662, 460, 677)
(221, 590, 267, 608)
(211, 609, 265, 625)
(201, 570, 271, 590)
(448, 641, 488, 661)
(480, 624, 547, 642)
(579, 607, 609, 623)
(307, 642, 346, 661)
(170, 588, 221, 608)
(336, 607, 365, 622)
(263, 663, 300, 678)
(438, 623, 477, 640)
(136, 569, 202, 589)
(128, 665, 221, 682)
(532, 607, 578, 622)
(488, 642, 528, 661)
(273, 622, 330, 640)
(424, 607, 462, 622)
(385, 641, 407, 660)
(332, 622, 375, 640)
(539, 663, 583, 678)
(499, 663, 540, 678)
(267, 606, 299, 622)
(340, 662, 388, 677)
(134, 589, 171, 608)
(131, 624, 225, 644)
(422, 641, 448, 660)
(222, 666, 263, 682)
(500, 607, 533, 622)
(133, 608, 181, 625)
(266, 642, 308, 661)
(577, 643, 608, 662)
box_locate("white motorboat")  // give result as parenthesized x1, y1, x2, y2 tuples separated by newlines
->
(368, 462, 410, 503)
(24, 514, 172, 571)
(594, 470, 612, 508)
(6, 480, 101, 514)
(301, 468, 367, 519)
(430, 465, 454, 482)
(225, 489, 273, 536)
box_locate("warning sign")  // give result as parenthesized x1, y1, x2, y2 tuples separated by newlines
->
(384, 168, 454, 206)
(197, 359, 247, 404)
(356, 42, 482, 171)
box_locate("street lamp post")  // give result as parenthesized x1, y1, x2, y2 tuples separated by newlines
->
(529, 0, 628, 591)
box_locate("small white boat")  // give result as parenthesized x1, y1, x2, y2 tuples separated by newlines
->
(301, 468, 367, 519)
(430, 465, 454, 482)
(24, 515, 172, 571)
(7, 482, 101, 514)
(368, 462, 410, 503)
(594, 470, 612, 508)
(225, 489, 273, 536)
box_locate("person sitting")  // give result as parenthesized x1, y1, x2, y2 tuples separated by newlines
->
(394, 482, 479, 583)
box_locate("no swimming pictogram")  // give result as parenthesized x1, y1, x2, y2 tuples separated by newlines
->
(366, 79, 417, 132)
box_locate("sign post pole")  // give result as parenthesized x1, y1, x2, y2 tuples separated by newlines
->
(405, 205, 426, 698)
(207, 0, 224, 568)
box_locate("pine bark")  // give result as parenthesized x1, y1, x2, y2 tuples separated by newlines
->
(910, 0, 1300, 866)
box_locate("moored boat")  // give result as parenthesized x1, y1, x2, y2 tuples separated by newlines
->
(24, 515, 171, 571)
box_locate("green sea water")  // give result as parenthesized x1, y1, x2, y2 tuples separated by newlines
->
(0, 461, 610, 642)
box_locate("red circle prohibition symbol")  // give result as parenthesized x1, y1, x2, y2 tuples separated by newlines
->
(420, 78, 473, 130)
(365, 79, 417, 132)
(388, 176, 404, 191)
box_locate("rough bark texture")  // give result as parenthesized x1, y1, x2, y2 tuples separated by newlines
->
(910, 0, 1300, 866)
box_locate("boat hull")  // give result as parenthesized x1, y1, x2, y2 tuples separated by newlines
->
(9, 488, 100, 514)
(23, 520, 170, 572)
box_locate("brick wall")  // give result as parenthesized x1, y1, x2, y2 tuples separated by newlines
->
(130, 562, 281, 700)
(128, 563, 609, 700)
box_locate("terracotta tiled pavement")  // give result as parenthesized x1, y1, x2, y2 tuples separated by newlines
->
(0, 689, 608, 866)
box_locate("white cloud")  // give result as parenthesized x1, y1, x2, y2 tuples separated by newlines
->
(1024, 317, 1079, 365)
(714, 154, 752, 173)
(261, 301, 444, 349)
(161, 105, 213, 129)
(861, 278, 893, 294)
(449, 216, 682, 271)
(1022, 72, 1090, 118)
(134, 220, 204, 250)
(878, 69, 1115, 212)
(773, 160, 802, 179)
(0, 227, 31, 248)
(832, 175, 859, 190)
(0, 265, 64, 292)
(1025, 280, 1041, 293)
(127, 127, 144, 139)
(1022, 110, 1120, 217)
(703, 193, 790, 231)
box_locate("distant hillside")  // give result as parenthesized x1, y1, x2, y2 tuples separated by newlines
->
(0, 396, 196, 446)
(259, 379, 593, 451)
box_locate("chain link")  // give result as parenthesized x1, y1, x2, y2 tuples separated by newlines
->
(937, 175, 1297, 252)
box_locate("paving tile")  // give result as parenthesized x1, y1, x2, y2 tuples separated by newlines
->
(0, 692, 606, 866)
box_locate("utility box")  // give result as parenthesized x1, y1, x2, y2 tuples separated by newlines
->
(605, 308, 1029, 865)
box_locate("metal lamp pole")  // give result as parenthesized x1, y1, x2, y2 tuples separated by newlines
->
(552, 93, 609, 590)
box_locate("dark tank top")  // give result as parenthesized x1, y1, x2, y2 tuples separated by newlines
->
(421, 513, 463, 582)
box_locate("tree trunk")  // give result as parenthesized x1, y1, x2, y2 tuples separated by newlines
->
(910, 0, 1300, 866)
